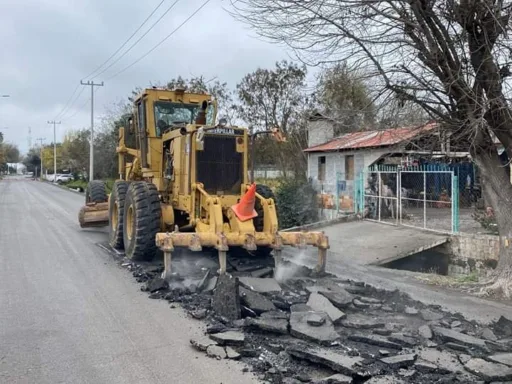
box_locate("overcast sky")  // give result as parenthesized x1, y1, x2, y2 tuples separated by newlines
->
(0, 0, 291, 154)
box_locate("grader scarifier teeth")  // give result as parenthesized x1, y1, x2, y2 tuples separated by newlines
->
(155, 230, 329, 281)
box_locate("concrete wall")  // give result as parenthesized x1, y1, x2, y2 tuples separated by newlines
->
(308, 149, 387, 193)
(445, 234, 500, 275)
(307, 119, 334, 148)
(307, 148, 388, 213)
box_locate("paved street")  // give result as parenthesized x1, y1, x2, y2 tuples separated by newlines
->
(0, 178, 256, 384)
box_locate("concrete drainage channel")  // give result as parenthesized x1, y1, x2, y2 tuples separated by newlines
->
(97, 243, 512, 384)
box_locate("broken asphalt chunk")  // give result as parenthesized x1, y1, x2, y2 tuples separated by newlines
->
(190, 308, 207, 320)
(348, 334, 402, 350)
(413, 360, 438, 373)
(260, 310, 289, 319)
(209, 331, 245, 346)
(247, 317, 289, 335)
(496, 316, 512, 337)
(319, 290, 354, 309)
(206, 345, 227, 360)
(464, 358, 512, 381)
(341, 314, 385, 330)
(432, 326, 489, 351)
(238, 277, 281, 293)
(225, 346, 241, 360)
(251, 267, 273, 278)
(190, 336, 217, 352)
(416, 348, 464, 374)
(239, 286, 276, 314)
(307, 293, 346, 324)
(307, 312, 327, 326)
(211, 274, 241, 321)
(387, 333, 417, 347)
(489, 353, 512, 367)
(418, 325, 433, 340)
(145, 277, 169, 293)
(203, 276, 217, 293)
(312, 373, 353, 383)
(290, 311, 339, 345)
(404, 307, 419, 315)
(365, 376, 405, 384)
(380, 353, 417, 368)
(287, 346, 364, 376)
(420, 309, 444, 322)
(481, 327, 498, 341)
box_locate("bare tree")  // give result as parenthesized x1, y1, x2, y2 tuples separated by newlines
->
(231, 0, 512, 297)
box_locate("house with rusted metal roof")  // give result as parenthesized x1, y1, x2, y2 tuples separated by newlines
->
(304, 116, 474, 215)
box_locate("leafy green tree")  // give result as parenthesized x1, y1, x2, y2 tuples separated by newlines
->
(22, 147, 41, 173)
(275, 177, 318, 229)
(235, 60, 309, 176)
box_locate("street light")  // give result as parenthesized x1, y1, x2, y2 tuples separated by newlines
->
(1, 95, 10, 98)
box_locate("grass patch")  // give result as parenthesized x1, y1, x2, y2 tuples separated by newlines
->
(415, 271, 479, 287)
(63, 179, 115, 194)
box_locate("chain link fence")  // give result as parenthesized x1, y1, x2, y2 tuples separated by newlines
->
(356, 165, 459, 234)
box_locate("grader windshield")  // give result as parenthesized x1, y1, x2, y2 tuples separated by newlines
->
(154, 101, 215, 135)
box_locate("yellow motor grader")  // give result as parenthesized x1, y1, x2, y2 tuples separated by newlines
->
(78, 87, 329, 280)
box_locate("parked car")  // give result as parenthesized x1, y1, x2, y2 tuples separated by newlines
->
(55, 174, 74, 183)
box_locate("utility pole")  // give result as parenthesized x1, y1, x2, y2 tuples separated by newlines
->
(47, 120, 61, 182)
(36, 137, 45, 180)
(80, 80, 104, 181)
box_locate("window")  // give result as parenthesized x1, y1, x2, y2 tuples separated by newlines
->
(154, 102, 201, 136)
(345, 155, 354, 180)
(318, 156, 326, 181)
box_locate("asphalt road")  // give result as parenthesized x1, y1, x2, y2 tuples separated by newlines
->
(0, 178, 257, 384)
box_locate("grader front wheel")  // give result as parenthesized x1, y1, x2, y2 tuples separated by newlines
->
(108, 181, 129, 250)
(85, 180, 107, 204)
(123, 182, 161, 261)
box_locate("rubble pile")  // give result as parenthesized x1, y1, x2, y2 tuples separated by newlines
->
(118, 254, 512, 384)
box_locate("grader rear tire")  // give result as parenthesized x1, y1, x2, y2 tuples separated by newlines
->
(108, 181, 129, 250)
(85, 180, 107, 204)
(253, 184, 276, 258)
(123, 182, 161, 261)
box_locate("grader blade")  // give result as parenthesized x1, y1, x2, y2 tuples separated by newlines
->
(155, 230, 329, 281)
(78, 202, 109, 228)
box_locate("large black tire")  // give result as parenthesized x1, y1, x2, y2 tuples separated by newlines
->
(108, 181, 129, 250)
(253, 184, 276, 257)
(85, 180, 107, 204)
(123, 182, 161, 261)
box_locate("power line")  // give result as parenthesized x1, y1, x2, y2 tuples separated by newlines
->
(59, 87, 87, 121)
(63, 92, 96, 122)
(83, 0, 167, 80)
(53, 83, 80, 120)
(106, 0, 211, 81)
(54, 1, 167, 125)
(94, 0, 181, 79)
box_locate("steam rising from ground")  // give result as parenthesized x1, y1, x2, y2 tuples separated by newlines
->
(274, 250, 308, 283)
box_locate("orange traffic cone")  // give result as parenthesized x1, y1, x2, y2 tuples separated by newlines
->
(232, 183, 258, 222)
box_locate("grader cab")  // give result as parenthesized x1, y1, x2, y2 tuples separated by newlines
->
(78, 87, 329, 280)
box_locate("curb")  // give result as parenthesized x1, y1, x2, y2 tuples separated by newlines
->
(282, 214, 359, 232)
(43, 180, 85, 195)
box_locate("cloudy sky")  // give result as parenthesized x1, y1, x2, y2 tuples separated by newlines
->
(0, 0, 291, 154)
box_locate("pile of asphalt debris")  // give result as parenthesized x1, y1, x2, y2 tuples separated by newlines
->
(118, 251, 512, 384)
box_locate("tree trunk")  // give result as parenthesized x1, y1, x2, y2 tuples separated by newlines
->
(473, 148, 512, 297)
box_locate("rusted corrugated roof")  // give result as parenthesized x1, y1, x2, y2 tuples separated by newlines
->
(304, 122, 438, 152)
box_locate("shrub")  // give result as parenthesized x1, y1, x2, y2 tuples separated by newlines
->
(275, 177, 318, 229)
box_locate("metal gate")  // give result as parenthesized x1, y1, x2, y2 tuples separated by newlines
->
(354, 165, 459, 234)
